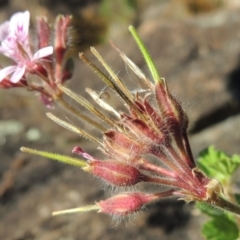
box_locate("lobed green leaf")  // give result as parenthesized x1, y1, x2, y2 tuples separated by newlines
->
(197, 146, 240, 186)
(202, 216, 239, 240)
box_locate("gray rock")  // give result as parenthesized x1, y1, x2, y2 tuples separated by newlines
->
(190, 114, 240, 158)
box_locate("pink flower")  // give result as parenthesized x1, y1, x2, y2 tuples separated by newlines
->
(0, 11, 53, 83)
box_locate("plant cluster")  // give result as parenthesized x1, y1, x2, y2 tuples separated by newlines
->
(0, 10, 240, 240)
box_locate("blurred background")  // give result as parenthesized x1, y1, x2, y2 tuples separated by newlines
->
(0, 0, 240, 239)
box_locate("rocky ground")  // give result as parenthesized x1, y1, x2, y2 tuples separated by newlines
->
(0, 1, 240, 240)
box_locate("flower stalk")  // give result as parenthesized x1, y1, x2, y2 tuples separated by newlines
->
(206, 191, 240, 216)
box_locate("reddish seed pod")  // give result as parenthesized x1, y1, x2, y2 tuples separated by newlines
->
(103, 130, 146, 162)
(88, 160, 147, 186)
(98, 192, 157, 216)
(104, 130, 141, 150)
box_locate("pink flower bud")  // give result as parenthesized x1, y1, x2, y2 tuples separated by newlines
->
(36, 17, 51, 49)
(97, 192, 157, 216)
(87, 160, 147, 186)
(54, 15, 71, 64)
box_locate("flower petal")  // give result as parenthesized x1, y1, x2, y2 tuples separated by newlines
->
(33, 46, 53, 60)
(0, 36, 16, 58)
(10, 65, 26, 83)
(9, 11, 30, 41)
(0, 12, 32, 63)
(0, 21, 9, 41)
(0, 65, 16, 81)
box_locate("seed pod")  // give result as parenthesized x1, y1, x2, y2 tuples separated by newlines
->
(86, 160, 147, 186)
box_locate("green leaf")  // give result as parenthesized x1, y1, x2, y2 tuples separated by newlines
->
(197, 146, 240, 185)
(202, 216, 239, 240)
(232, 155, 240, 164)
(197, 147, 240, 239)
(196, 202, 239, 240)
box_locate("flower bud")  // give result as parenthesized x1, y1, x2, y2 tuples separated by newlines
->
(54, 15, 72, 64)
(36, 16, 51, 49)
(85, 160, 147, 186)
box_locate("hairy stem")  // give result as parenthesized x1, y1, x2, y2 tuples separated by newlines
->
(207, 192, 240, 217)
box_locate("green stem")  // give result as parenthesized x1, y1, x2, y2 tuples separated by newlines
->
(207, 192, 240, 217)
(128, 25, 161, 84)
